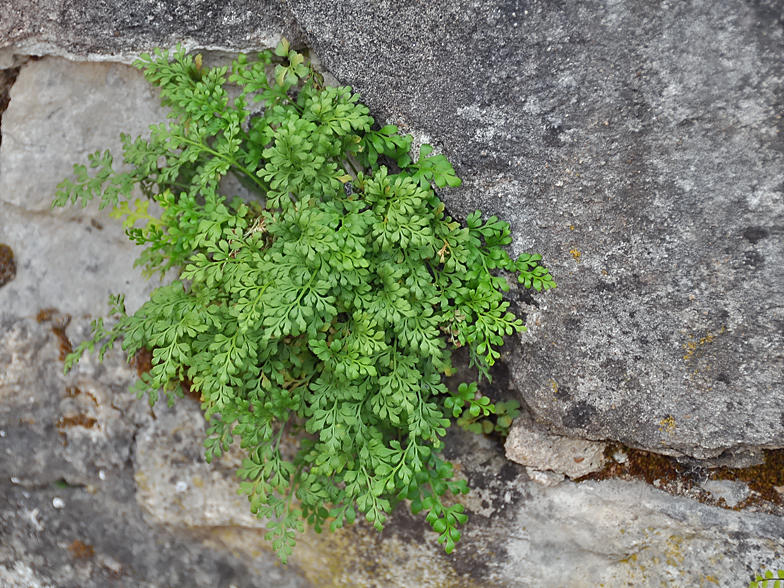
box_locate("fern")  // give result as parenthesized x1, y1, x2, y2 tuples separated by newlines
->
(751, 570, 784, 588)
(54, 40, 555, 563)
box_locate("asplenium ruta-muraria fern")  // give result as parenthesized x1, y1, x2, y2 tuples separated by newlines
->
(53, 39, 555, 563)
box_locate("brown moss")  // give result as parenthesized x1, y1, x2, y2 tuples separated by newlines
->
(578, 445, 784, 514)
(578, 445, 682, 485)
(710, 449, 784, 505)
(67, 539, 95, 559)
(0, 243, 16, 287)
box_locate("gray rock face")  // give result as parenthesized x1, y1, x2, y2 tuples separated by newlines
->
(2, 317, 782, 587)
(0, 57, 168, 320)
(0, 0, 303, 63)
(3, 4, 784, 586)
(0, 317, 310, 588)
(286, 0, 784, 460)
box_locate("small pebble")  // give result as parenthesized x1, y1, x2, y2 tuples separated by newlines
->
(0, 430, 6, 437)
(10, 477, 20, 484)
(175, 481, 188, 493)
(52, 498, 65, 509)
(99, 470, 106, 481)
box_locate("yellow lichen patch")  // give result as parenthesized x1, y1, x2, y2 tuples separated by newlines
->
(681, 326, 727, 391)
(664, 535, 685, 567)
(682, 328, 724, 363)
(549, 379, 559, 401)
(658, 416, 677, 436)
(569, 248, 581, 262)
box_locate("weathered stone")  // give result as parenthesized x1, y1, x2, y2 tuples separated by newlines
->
(505, 418, 606, 478)
(3, 317, 782, 586)
(285, 0, 784, 461)
(700, 480, 751, 508)
(524, 467, 565, 488)
(0, 0, 304, 64)
(119, 384, 784, 587)
(0, 317, 312, 587)
(0, 57, 169, 319)
(3, 5, 784, 586)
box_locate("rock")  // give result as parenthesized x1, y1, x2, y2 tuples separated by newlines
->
(133, 397, 267, 529)
(0, 317, 310, 588)
(0, 244, 15, 287)
(117, 386, 784, 587)
(0, 562, 54, 588)
(700, 480, 750, 508)
(3, 6, 784, 586)
(525, 467, 565, 487)
(612, 450, 629, 465)
(285, 0, 784, 461)
(0, 57, 169, 319)
(4, 317, 782, 587)
(505, 418, 606, 478)
(0, 0, 304, 64)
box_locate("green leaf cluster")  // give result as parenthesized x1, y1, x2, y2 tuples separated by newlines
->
(751, 570, 784, 588)
(54, 40, 555, 563)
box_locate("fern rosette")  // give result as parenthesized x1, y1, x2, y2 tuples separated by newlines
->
(54, 40, 555, 562)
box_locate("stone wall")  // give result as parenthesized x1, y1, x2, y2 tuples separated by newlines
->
(1, 1, 783, 586)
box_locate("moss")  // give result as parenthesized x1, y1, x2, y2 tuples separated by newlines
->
(710, 449, 784, 505)
(578, 445, 681, 485)
(579, 444, 784, 512)
(0, 243, 16, 287)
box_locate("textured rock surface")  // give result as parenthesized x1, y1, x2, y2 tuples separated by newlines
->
(2, 317, 783, 587)
(0, 57, 168, 319)
(3, 4, 784, 586)
(505, 417, 606, 478)
(0, 0, 303, 64)
(286, 0, 784, 460)
(0, 317, 310, 588)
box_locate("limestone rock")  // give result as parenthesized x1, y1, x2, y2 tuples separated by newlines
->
(0, 57, 169, 319)
(0, 317, 310, 587)
(0, 0, 304, 64)
(524, 467, 565, 488)
(0, 260, 782, 587)
(700, 480, 751, 508)
(285, 0, 784, 461)
(113, 385, 784, 587)
(3, 6, 784, 586)
(505, 418, 606, 478)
